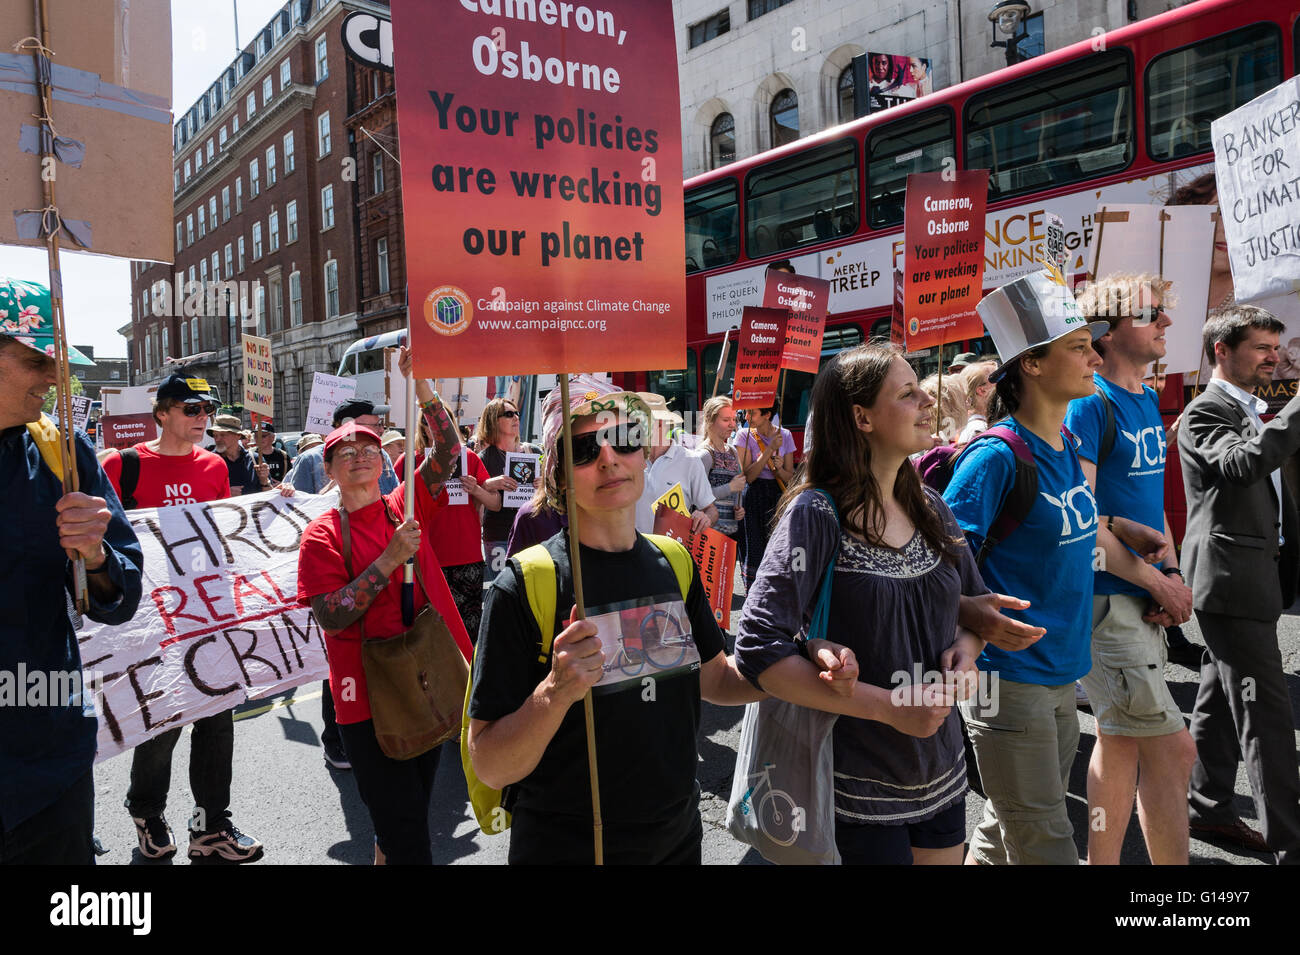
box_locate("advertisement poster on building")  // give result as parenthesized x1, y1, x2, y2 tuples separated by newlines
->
(762, 270, 830, 374)
(390, 0, 685, 378)
(867, 52, 931, 112)
(732, 307, 787, 409)
(902, 170, 989, 351)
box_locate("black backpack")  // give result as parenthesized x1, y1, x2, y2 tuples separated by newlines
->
(116, 447, 141, 510)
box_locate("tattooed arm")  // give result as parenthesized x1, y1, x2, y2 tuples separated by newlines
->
(416, 385, 462, 499)
(309, 517, 421, 633)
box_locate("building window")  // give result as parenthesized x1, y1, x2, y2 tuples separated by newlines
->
(198, 206, 206, 238)
(710, 113, 735, 169)
(235, 176, 243, 213)
(191, 316, 199, 352)
(176, 221, 183, 251)
(180, 321, 189, 356)
(286, 199, 298, 243)
(186, 214, 194, 245)
(209, 196, 218, 227)
(269, 210, 280, 251)
(267, 145, 277, 186)
(222, 186, 231, 221)
(372, 151, 384, 194)
(376, 237, 390, 294)
(838, 66, 856, 123)
(289, 271, 302, 326)
(315, 35, 328, 82)
(280, 58, 291, 90)
(748, 0, 793, 19)
(199, 259, 207, 284)
(246, 91, 257, 120)
(252, 222, 263, 259)
(206, 139, 215, 161)
(321, 184, 335, 229)
(162, 327, 169, 362)
(211, 251, 220, 281)
(225, 243, 233, 276)
(270, 277, 283, 331)
(231, 113, 239, 135)
(219, 127, 228, 149)
(183, 158, 191, 181)
(324, 259, 339, 319)
(255, 285, 266, 336)
(238, 235, 246, 271)
(250, 158, 260, 196)
(371, 70, 382, 102)
(195, 149, 203, 173)
(688, 9, 730, 49)
(317, 111, 331, 157)
(262, 75, 273, 106)
(284, 131, 295, 173)
(174, 169, 181, 192)
(770, 88, 799, 147)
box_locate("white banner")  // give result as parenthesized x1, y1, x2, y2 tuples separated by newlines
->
(304, 373, 356, 435)
(81, 491, 333, 762)
(1213, 75, 1300, 305)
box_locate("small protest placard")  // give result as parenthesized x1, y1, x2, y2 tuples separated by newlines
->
(902, 170, 989, 351)
(652, 507, 738, 630)
(504, 451, 539, 507)
(242, 335, 274, 419)
(732, 307, 787, 410)
(1212, 75, 1300, 305)
(101, 412, 157, 450)
(70, 395, 93, 433)
(763, 270, 830, 374)
(304, 373, 357, 435)
(653, 482, 690, 518)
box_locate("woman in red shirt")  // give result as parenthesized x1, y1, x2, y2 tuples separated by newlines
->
(395, 417, 502, 642)
(297, 360, 472, 865)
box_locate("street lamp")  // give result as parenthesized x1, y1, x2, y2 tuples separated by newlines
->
(988, 0, 1032, 67)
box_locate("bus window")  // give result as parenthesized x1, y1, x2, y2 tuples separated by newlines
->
(1146, 23, 1281, 161)
(702, 340, 738, 402)
(866, 108, 955, 229)
(646, 350, 699, 424)
(745, 138, 858, 258)
(337, 353, 356, 376)
(777, 324, 863, 428)
(685, 179, 739, 273)
(357, 349, 386, 375)
(965, 51, 1132, 199)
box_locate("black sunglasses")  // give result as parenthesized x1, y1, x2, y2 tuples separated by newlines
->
(560, 430, 644, 468)
(498, 409, 519, 419)
(1129, 305, 1167, 326)
(181, 402, 218, 417)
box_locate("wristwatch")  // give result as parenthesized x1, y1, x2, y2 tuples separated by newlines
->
(1161, 567, 1184, 578)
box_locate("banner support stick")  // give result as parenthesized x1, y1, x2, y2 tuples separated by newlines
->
(711, 327, 732, 399)
(557, 374, 604, 865)
(401, 317, 417, 627)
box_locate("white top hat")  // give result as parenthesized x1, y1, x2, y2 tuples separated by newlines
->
(977, 269, 1109, 382)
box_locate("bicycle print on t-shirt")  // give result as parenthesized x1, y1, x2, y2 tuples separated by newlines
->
(584, 594, 700, 692)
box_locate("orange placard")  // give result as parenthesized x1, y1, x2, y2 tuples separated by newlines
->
(732, 307, 787, 410)
(902, 170, 989, 351)
(653, 507, 738, 631)
(763, 271, 831, 374)
(390, 0, 684, 377)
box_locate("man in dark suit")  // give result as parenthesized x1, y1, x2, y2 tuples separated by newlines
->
(1178, 305, 1300, 864)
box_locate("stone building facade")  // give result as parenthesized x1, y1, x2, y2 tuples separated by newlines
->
(129, 0, 392, 428)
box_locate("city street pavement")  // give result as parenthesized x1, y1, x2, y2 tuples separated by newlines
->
(89, 599, 1300, 866)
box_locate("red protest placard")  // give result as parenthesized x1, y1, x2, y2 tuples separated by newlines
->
(390, 0, 685, 378)
(653, 507, 738, 631)
(762, 270, 830, 374)
(732, 307, 786, 410)
(902, 170, 989, 351)
(101, 413, 157, 451)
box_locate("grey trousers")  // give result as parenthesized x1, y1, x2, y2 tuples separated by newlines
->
(1189, 610, 1300, 864)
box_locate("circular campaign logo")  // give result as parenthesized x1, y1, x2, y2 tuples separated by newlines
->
(424, 286, 473, 336)
(908, 317, 920, 335)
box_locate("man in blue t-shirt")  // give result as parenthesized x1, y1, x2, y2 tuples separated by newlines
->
(1067, 277, 1197, 865)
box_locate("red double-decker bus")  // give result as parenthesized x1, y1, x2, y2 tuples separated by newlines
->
(614, 0, 1297, 537)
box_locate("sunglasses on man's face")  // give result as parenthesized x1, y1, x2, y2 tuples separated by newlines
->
(181, 402, 218, 417)
(561, 429, 644, 468)
(1129, 306, 1168, 326)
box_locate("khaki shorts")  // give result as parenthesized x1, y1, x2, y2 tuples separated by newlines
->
(1078, 593, 1185, 738)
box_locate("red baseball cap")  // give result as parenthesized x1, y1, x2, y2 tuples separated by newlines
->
(324, 421, 381, 458)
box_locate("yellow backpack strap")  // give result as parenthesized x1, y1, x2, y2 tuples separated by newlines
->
(26, 414, 65, 480)
(644, 533, 694, 600)
(516, 543, 559, 663)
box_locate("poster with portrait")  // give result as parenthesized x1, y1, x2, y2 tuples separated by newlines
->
(867, 53, 931, 112)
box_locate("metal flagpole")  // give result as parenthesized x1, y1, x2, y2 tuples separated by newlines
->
(30, 0, 87, 611)
(557, 374, 603, 865)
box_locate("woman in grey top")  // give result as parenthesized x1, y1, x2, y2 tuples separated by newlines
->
(734, 343, 989, 865)
(689, 396, 746, 540)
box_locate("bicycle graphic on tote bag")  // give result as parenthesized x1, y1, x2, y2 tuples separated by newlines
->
(735, 761, 802, 846)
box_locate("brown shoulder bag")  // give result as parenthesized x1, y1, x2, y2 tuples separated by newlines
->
(338, 503, 469, 760)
